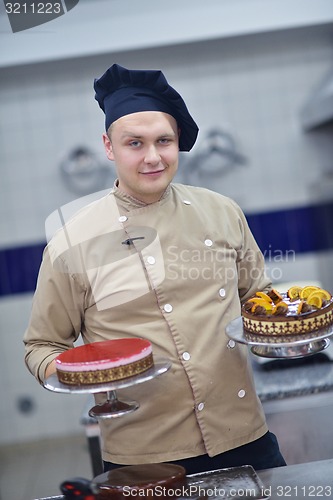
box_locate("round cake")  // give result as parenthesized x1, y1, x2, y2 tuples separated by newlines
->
(93, 463, 187, 499)
(242, 286, 333, 336)
(55, 338, 154, 385)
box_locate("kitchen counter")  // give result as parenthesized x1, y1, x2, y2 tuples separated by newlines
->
(251, 353, 333, 401)
(258, 458, 333, 499)
(251, 354, 333, 465)
(36, 458, 333, 499)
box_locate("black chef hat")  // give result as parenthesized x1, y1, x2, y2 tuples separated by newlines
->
(94, 64, 199, 152)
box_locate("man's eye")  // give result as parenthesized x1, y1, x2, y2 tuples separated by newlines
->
(159, 138, 170, 144)
(129, 141, 141, 147)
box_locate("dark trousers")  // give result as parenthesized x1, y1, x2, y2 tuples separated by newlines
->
(103, 431, 286, 475)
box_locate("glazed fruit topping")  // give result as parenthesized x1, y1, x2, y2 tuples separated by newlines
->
(267, 289, 283, 303)
(244, 285, 332, 316)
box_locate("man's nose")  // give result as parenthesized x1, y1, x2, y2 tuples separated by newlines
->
(144, 145, 161, 164)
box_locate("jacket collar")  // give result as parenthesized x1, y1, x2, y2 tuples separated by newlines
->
(111, 179, 171, 211)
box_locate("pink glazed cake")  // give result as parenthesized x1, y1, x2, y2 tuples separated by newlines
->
(55, 338, 154, 385)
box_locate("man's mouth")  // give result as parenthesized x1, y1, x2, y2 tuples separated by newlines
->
(141, 169, 165, 176)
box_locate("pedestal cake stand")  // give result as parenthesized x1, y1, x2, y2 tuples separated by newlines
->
(226, 317, 333, 359)
(44, 358, 171, 419)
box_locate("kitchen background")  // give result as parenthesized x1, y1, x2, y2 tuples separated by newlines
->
(0, 0, 333, 496)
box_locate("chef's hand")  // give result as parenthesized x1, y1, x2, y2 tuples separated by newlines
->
(44, 360, 56, 380)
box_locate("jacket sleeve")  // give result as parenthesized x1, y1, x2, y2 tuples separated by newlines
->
(230, 200, 272, 302)
(23, 245, 85, 384)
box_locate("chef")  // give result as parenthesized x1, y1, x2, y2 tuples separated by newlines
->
(24, 64, 286, 474)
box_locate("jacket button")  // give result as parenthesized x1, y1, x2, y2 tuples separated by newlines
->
(183, 200, 191, 205)
(147, 256, 156, 265)
(163, 304, 173, 313)
(219, 288, 226, 298)
(118, 215, 128, 222)
(227, 340, 236, 349)
(197, 402, 205, 411)
(182, 352, 191, 361)
(204, 239, 213, 247)
(238, 389, 246, 398)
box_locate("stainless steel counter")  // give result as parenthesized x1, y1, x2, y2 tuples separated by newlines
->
(251, 355, 333, 402)
(252, 357, 333, 465)
(258, 459, 333, 499)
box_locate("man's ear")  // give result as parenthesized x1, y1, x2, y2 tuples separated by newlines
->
(103, 133, 114, 161)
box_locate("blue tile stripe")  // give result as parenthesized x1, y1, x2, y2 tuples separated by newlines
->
(1, 201, 332, 297)
(0, 242, 45, 297)
(246, 201, 333, 255)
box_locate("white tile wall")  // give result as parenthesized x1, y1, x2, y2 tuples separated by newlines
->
(1, 25, 333, 444)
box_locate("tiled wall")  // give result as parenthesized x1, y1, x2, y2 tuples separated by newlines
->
(1, 26, 333, 444)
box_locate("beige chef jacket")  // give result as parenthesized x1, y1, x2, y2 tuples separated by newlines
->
(24, 182, 270, 464)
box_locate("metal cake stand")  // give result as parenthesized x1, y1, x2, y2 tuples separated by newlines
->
(44, 358, 171, 420)
(226, 317, 333, 359)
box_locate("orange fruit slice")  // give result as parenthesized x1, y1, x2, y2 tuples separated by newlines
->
(300, 286, 320, 299)
(307, 289, 331, 301)
(297, 301, 306, 314)
(287, 286, 302, 300)
(248, 298, 264, 304)
(255, 291, 273, 302)
(307, 294, 322, 308)
(251, 303, 268, 315)
(272, 301, 288, 314)
(249, 298, 273, 311)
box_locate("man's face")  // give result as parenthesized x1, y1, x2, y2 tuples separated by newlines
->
(103, 111, 179, 204)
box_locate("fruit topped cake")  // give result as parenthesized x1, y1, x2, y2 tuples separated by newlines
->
(55, 338, 154, 385)
(242, 285, 333, 336)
